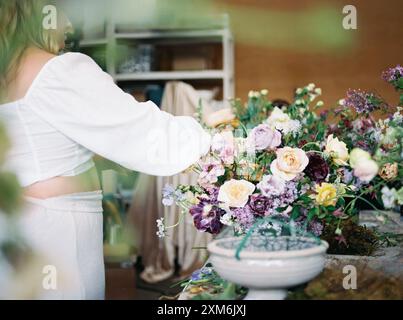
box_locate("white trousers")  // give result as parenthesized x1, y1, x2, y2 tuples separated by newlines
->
(19, 191, 105, 300)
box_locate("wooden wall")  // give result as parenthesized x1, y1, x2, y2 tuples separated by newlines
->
(218, 0, 402, 107)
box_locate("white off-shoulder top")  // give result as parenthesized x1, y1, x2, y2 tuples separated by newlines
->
(0, 52, 211, 187)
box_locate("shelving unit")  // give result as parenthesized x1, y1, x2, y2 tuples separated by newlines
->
(78, 15, 235, 101)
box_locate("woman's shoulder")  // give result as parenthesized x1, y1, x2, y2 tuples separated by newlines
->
(50, 52, 99, 72)
(29, 52, 102, 92)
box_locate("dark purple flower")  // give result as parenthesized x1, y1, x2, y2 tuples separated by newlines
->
(248, 194, 271, 217)
(343, 89, 386, 113)
(189, 197, 224, 235)
(304, 153, 329, 183)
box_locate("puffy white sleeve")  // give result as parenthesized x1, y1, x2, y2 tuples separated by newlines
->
(28, 53, 211, 176)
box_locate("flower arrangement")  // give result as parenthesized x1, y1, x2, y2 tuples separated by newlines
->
(158, 66, 402, 252)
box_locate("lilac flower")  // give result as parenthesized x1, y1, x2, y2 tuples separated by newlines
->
(343, 89, 385, 113)
(382, 65, 403, 83)
(308, 220, 324, 236)
(248, 194, 271, 217)
(246, 124, 282, 151)
(337, 168, 354, 184)
(162, 184, 185, 206)
(189, 196, 225, 235)
(257, 174, 286, 197)
(231, 206, 255, 231)
(256, 180, 299, 217)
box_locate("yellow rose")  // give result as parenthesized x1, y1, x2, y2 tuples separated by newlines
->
(315, 183, 338, 207)
(217, 179, 255, 208)
(324, 134, 349, 166)
(270, 147, 309, 181)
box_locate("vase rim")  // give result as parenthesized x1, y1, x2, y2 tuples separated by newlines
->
(208, 236, 329, 260)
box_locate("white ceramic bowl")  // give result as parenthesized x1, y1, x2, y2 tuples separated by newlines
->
(208, 236, 329, 300)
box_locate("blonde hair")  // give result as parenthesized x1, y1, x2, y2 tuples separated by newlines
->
(0, 0, 62, 101)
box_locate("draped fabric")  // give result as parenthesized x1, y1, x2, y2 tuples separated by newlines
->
(129, 82, 212, 283)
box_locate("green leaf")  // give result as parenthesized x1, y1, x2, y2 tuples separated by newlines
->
(397, 77, 403, 89)
(291, 206, 301, 219)
(307, 207, 319, 221)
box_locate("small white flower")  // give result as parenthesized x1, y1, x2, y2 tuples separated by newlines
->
(220, 213, 235, 226)
(316, 100, 324, 107)
(260, 89, 269, 95)
(248, 90, 260, 98)
(381, 186, 396, 209)
(156, 218, 166, 238)
(267, 107, 301, 134)
(314, 88, 322, 95)
(295, 99, 304, 105)
(307, 83, 315, 91)
(338, 99, 345, 106)
(392, 110, 403, 123)
(296, 88, 303, 95)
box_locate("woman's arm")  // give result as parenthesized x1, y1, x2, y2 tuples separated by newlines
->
(28, 53, 211, 176)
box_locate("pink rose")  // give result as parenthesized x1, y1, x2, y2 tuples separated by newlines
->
(211, 131, 235, 165)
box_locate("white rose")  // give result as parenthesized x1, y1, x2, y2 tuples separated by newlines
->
(353, 159, 379, 182)
(349, 148, 371, 168)
(217, 179, 255, 208)
(324, 134, 349, 166)
(267, 107, 300, 134)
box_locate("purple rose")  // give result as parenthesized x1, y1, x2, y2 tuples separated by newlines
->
(304, 153, 329, 183)
(248, 194, 271, 217)
(247, 124, 281, 151)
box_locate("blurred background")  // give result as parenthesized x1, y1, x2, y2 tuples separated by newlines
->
(1, 0, 402, 299)
(63, 0, 402, 104)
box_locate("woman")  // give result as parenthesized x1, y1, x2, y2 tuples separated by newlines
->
(0, 1, 210, 299)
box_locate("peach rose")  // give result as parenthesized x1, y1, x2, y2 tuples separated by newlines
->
(379, 162, 398, 181)
(204, 108, 236, 128)
(270, 147, 309, 181)
(217, 179, 256, 208)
